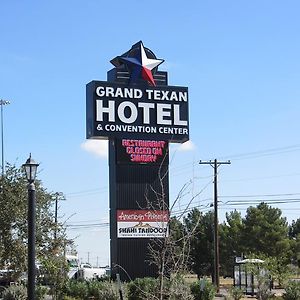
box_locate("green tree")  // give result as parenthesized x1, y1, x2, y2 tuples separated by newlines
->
(242, 202, 291, 258)
(289, 218, 300, 238)
(264, 256, 292, 287)
(293, 234, 300, 267)
(169, 216, 185, 242)
(219, 210, 244, 277)
(289, 218, 300, 267)
(0, 163, 69, 282)
(184, 209, 214, 278)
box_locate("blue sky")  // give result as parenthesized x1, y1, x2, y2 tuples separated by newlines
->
(1, 1, 300, 266)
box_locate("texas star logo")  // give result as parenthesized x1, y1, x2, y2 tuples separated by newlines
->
(111, 41, 164, 86)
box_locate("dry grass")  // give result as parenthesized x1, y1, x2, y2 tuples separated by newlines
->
(183, 275, 234, 285)
(220, 277, 234, 288)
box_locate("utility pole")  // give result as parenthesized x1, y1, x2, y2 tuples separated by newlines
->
(199, 159, 231, 292)
(0, 99, 10, 177)
(53, 192, 65, 241)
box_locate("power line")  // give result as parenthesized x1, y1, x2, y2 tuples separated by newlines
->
(223, 172, 300, 182)
(171, 204, 213, 217)
(220, 192, 300, 198)
(66, 187, 108, 197)
(221, 200, 300, 206)
(224, 198, 300, 203)
(219, 144, 300, 161)
(171, 197, 300, 215)
(66, 223, 109, 227)
(61, 143, 300, 197)
(66, 219, 107, 224)
(66, 223, 109, 230)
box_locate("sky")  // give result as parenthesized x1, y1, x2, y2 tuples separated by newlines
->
(1, 1, 300, 267)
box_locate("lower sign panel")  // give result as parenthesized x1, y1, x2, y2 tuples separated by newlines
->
(117, 209, 169, 238)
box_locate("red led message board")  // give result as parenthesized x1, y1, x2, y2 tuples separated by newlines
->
(116, 139, 169, 165)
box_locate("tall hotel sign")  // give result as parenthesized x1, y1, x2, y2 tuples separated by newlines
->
(86, 80, 189, 141)
(86, 41, 189, 280)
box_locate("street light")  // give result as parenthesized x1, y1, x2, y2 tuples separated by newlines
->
(23, 154, 39, 300)
(0, 99, 10, 177)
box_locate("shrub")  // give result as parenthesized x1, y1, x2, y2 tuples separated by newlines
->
(64, 279, 120, 300)
(2, 285, 27, 300)
(88, 281, 119, 300)
(226, 286, 244, 300)
(126, 276, 195, 300)
(167, 277, 193, 300)
(283, 280, 300, 300)
(190, 279, 216, 300)
(65, 280, 89, 299)
(35, 285, 48, 300)
(39, 255, 69, 299)
(126, 277, 159, 300)
(256, 275, 273, 300)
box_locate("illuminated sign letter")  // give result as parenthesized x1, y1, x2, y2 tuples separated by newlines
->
(118, 101, 138, 124)
(173, 104, 187, 126)
(157, 104, 172, 125)
(138, 102, 155, 124)
(96, 100, 115, 122)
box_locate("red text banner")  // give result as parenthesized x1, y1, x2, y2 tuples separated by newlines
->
(117, 210, 169, 238)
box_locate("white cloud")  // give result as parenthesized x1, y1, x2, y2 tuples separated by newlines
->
(81, 140, 108, 158)
(178, 140, 196, 152)
(81, 139, 195, 158)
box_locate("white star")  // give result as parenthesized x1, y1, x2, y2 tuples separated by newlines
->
(140, 43, 163, 71)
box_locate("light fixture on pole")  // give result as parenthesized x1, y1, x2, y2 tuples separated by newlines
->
(23, 154, 39, 300)
(0, 99, 10, 177)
